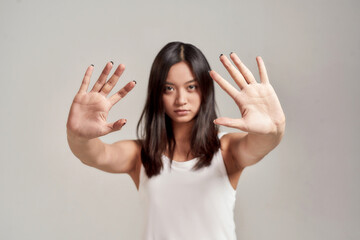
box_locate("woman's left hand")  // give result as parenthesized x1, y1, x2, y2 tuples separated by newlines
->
(209, 53, 285, 135)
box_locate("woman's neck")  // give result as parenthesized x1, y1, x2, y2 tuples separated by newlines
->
(172, 120, 193, 143)
(170, 120, 194, 161)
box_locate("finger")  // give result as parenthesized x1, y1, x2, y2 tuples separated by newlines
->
(78, 64, 94, 93)
(107, 119, 127, 134)
(90, 61, 113, 92)
(209, 70, 239, 100)
(100, 64, 126, 96)
(256, 56, 269, 84)
(229, 53, 257, 84)
(214, 117, 247, 131)
(219, 54, 247, 89)
(108, 80, 136, 106)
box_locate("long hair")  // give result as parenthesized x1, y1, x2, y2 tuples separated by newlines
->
(137, 41, 220, 178)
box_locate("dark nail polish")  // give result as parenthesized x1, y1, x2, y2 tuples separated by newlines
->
(230, 52, 233, 55)
(122, 121, 127, 126)
(133, 80, 137, 84)
(91, 64, 94, 67)
(219, 54, 223, 58)
(110, 61, 114, 65)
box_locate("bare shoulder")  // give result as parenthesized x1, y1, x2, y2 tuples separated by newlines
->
(219, 132, 247, 190)
(94, 139, 142, 175)
(220, 132, 247, 170)
(220, 132, 248, 151)
(221, 131, 269, 169)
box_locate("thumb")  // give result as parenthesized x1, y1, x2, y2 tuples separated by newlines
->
(108, 119, 127, 133)
(214, 117, 247, 131)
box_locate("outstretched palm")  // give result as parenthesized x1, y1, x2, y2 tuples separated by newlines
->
(210, 53, 285, 134)
(67, 63, 136, 139)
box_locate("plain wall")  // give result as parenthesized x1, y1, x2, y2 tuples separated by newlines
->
(0, 0, 359, 239)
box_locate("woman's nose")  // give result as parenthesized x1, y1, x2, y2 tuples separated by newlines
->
(175, 90, 187, 105)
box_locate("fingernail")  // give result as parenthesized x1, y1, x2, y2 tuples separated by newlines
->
(219, 54, 223, 58)
(90, 64, 94, 67)
(133, 80, 137, 84)
(110, 61, 114, 65)
(230, 52, 233, 56)
(122, 120, 127, 126)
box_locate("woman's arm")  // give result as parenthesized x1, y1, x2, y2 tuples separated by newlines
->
(210, 53, 285, 169)
(67, 131, 141, 174)
(221, 124, 285, 169)
(66, 62, 139, 174)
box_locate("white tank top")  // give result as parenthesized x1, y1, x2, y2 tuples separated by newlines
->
(139, 133, 237, 240)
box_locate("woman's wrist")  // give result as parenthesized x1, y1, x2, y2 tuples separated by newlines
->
(66, 128, 92, 144)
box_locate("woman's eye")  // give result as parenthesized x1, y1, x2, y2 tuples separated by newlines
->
(188, 85, 197, 90)
(164, 86, 174, 92)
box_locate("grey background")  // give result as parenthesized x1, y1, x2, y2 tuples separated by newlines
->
(1, 0, 359, 239)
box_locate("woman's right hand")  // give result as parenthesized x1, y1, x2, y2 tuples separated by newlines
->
(66, 62, 136, 140)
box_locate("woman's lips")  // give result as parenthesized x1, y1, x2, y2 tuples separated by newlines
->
(174, 110, 190, 116)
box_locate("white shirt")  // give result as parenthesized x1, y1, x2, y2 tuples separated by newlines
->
(139, 134, 237, 240)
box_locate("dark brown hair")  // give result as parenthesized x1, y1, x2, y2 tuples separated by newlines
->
(137, 41, 220, 178)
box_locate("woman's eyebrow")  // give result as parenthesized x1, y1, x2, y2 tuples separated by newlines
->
(164, 82, 175, 85)
(165, 79, 196, 85)
(186, 79, 196, 84)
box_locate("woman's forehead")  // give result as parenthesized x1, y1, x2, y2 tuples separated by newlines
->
(166, 62, 195, 84)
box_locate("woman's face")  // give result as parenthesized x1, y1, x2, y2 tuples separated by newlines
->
(162, 61, 202, 124)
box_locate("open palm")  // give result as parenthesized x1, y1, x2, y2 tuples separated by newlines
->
(210, 53, 285, 134)
(67, 62, 136, 139)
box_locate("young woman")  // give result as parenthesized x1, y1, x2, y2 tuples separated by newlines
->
(66, 42, 285, 240)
